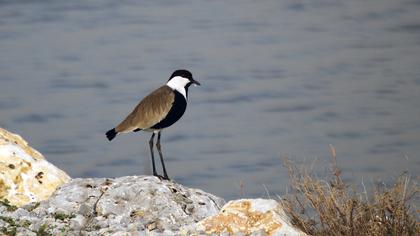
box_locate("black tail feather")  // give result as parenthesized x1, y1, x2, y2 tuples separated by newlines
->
(106, 128, 117, 141)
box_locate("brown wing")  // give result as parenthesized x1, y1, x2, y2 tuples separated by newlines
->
(115, 86, 175, 133)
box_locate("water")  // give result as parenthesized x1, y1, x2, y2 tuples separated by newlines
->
(1, 0, 419, 199)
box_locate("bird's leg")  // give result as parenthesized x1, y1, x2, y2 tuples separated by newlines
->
(156, 131, 169, 180)
(148, 133, 158, 177)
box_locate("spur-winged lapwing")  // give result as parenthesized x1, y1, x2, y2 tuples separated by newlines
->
(106, 69, 200, 180)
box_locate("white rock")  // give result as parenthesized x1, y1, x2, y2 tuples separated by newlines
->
(195, 198, 309, 236)
(70, 214, 86, 230)
(0, 127, 71, 206)
(0, 175, 225, 235)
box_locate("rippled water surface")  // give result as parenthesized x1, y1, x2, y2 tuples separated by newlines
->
(1, 0, 419, 199)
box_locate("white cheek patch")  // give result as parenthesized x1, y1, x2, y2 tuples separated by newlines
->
(166, 76, 189, 99)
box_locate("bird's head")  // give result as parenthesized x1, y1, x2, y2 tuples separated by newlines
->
(166, 70, 200, 99)
(167, 69, 200, 89)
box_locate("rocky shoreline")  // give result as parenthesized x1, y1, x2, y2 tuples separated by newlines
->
(0, 128, 307, 235)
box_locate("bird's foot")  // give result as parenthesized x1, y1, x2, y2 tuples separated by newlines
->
(154, 174, 170, 181)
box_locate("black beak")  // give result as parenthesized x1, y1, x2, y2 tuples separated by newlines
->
(191, 78, 201, 86)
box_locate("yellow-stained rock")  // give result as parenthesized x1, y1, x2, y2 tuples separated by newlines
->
(0, 127, 71, 206)
(196, 198, 309, 236)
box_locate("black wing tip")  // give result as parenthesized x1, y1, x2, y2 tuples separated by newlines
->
(106, 128, 117, 141)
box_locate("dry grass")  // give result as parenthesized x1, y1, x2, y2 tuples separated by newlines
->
(280, 145, 419, 236)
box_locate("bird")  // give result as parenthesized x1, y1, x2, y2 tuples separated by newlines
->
(106, 69, 200, 180)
